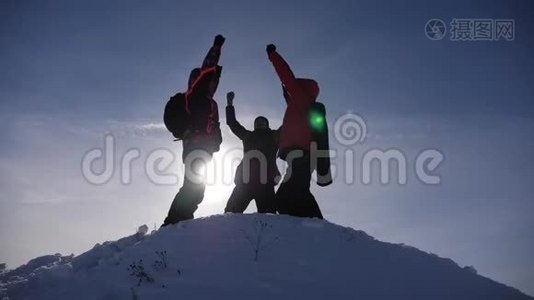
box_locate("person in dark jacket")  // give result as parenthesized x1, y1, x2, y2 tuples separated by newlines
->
(266, 43, 324, 219)
(162, 35, 225, 226)
(224, 91, 280, 214)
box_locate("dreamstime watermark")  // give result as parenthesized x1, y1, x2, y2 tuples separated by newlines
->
(425, 18, 515, 41)
(81, 113, 444, 186)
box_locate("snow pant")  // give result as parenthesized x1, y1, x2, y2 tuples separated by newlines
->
(163, 149, 213, 226)
(275, 151, 323, 219)
(224, 183, 276, 214)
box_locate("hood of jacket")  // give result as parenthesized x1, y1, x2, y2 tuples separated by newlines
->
(296, 78, 319, 99)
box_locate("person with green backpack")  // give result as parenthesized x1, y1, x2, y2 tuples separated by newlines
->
(162, 35, 225, 226)
(266, 43, 332, 219)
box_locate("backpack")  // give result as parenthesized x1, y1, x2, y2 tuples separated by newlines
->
(163, 93, 189, 139)
(309, 101, 332, 187)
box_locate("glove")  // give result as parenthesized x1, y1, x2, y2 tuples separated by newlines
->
(226, 91, 235, 106)
(214, 35, 225, 47)
(266, 44, 276, 54)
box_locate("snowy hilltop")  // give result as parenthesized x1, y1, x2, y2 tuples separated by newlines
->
(1, 214, 532, 300)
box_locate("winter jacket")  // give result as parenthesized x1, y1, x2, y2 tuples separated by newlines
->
(183, 45, 223, 154)
(226, 105, 280, 185)
(268, 51, 319, 158)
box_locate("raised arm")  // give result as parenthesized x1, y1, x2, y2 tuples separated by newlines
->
(201, 35, 225, 70)
(186, 65, 221, 98)
(267, 44, 297, 89)
(186, 35, 225, 97)
(225, 92, 250, 140)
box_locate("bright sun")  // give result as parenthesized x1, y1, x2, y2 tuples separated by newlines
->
(194, 145, 240, 215)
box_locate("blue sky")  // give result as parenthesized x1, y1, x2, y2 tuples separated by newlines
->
(1, 0, 533, 295)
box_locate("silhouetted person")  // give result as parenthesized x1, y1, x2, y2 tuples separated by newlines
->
(266, 44, 324, 219)
(224, 91, 280, 214)
(162, 35, 225, 226)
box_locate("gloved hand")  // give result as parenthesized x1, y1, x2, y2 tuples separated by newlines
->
(226, 91, 235, 106)
(266, 44, 276, 54)
(214, 34, 225, 47)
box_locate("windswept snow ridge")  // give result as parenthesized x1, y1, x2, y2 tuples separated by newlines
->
(1, 214, 532, 300)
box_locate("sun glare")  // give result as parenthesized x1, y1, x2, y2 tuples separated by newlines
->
(194, 145, 239, 215)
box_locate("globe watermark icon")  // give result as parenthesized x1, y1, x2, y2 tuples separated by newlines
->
(81, 113, 444, 186)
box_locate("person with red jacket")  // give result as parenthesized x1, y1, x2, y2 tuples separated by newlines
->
(162, 35, 224, 226)
(266, 44, 324, 219)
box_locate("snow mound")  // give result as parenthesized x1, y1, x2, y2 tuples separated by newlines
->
(1, 214, 532, 300)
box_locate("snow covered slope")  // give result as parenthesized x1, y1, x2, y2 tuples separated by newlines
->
(1, 214, 532, 300)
